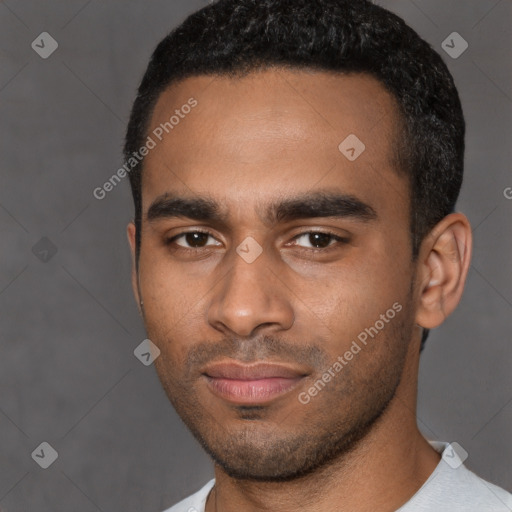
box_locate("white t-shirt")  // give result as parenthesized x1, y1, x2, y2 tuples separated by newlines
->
(162, 441, 512, 511)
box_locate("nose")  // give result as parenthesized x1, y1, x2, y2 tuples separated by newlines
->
(207, 245, 295, 338)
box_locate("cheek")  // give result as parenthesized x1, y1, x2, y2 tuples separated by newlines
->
(297, 252, 409, 340)
(138, 258, 200, 357)
(139, 244, 189, 306)
(290, 258, 410, 366)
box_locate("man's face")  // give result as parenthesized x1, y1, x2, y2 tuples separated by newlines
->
(131, 70, 420, 480)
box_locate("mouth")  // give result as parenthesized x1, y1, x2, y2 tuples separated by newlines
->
(201, 360, 309, 405)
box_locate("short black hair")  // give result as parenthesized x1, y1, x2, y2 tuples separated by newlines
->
(124, 0, 465, 351)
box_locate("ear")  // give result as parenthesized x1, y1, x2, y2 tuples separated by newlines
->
(127, 222, 142, 314)
(415, 213, 472, 330)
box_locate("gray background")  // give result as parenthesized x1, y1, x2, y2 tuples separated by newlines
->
(0, 0, 510, 510)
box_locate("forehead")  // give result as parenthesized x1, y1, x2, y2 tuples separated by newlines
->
(142, 69, 408, 222)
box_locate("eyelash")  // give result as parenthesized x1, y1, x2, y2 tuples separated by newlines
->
(165, 229, 349, 253)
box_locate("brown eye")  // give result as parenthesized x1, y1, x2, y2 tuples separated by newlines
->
(292, 231, 347, 250)
(167, 231, 221, 249)
(182, 232, 209, 248)
(307, 232, 333, 248)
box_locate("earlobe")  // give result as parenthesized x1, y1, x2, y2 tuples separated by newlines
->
(415, 213, 472, 330)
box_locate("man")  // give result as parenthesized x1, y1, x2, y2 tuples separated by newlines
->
(124, 0, 512, 510)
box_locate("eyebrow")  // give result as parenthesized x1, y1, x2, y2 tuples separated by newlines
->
(146, 190, 377, 226)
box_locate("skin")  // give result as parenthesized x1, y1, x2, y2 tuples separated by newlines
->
(127, 69, 472, 512)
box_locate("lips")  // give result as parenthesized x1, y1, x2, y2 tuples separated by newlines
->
(202, 361, 308, 405)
